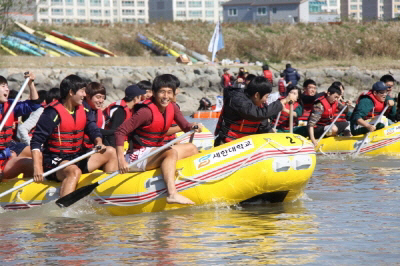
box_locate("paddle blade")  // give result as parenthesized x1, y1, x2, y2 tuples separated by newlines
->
(55, 182, 99, 208)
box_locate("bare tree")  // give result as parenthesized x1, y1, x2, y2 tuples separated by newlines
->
(0, 0, 35, 33)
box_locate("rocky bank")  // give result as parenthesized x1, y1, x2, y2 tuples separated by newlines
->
(1, 65, 399, 113)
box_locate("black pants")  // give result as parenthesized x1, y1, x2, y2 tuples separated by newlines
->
(313, 121, 349, 139)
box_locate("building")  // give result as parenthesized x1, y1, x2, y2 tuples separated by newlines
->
(148, 0, 230, 23)
(35, 0, 149, 24)
(0, 1, 36, 23)
(361, 0, 383, 20)
(222, 0, 310, 24)
(383, 0, 400, 20)
(309, 0, 340, 22)
(341, 0, 362, 21)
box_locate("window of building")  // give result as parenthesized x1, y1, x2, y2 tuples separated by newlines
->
(176, 1, 185, 7)
(90, 9, 102, 16)
(329, 0, 337, 6)
(122, 18, 136, 23)
(104, 0, 110, 6)
(138, 19, 145, 23)
(41, 19, 49, 23)
(122, 1, 135, 6)
(138, 9, 145, 15)
(189, 1, 202, 8)
(257, 7, 267, 15)
(350, 5, 357, 10)
(205, 1, 214, 8)
(78, 9, 86, 15)
(113, 0, 117, 5)
(77, 19, 87, 23)
(65, 0, 74, 5)
(122, 9, 135, 15)
(90, 0, 101, 6)
(77, 0, 85, 6)
(351, 0, 357, 2)
(176, 10, 186, 17)
(91, 19, 103, 24)
(52, 8, 63, 15)
(66, 9, 74, 15)
(137, 1, 145, 6)
(114, 9, 118, 15)
(228, 8, 237, 16)
(105, 9, 110, 16)
(114, 18, 118, 22)
(189, 10, 202, 17)
(380, 5, 384, 11)
(272, 7, 277, 13)
(39, 8, 49, 15)
(206, 10, 214, 17)
(52, 18, 64, 24)
(40, 0, 48, 4)
(51, 0, 62, 5)
(66, 19, 74, 23)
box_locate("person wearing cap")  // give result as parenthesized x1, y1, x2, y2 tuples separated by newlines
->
(350, 81, 396, 136)
(237, 67, 246, 81)
(221, 68, 232, 89)
(103, 84, 146, 147)
(31, 75, 118, 198)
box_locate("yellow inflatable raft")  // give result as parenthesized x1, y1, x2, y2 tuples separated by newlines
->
(0, 134, 316, 215)
(177, 126, 214, 151)
(316, 122, 400, 156)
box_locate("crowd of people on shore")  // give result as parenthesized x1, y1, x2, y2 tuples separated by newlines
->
(0, 65, 398, 204)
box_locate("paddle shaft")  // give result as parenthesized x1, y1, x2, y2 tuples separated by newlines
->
(97, 130, 195, 186)
(273, 112, 281, 131)
(354, 105, 389, 156)
(0, 149, 98, 199)
(289, 101, 294, 134)
(317, 105, 348, 145)
(0, 77, 29, 132)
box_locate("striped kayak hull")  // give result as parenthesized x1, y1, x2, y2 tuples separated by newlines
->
(0, 37, 42, 56)
(0, 44, 17, 56)
(0, 134, 315, 215)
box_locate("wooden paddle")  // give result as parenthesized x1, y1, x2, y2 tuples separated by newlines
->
(353, 105, 389, 156)
(317, 105, 348, 145)
(0, 148, 100, 199)
(0, 75, 30, 132)
(55, 129, 196, 208)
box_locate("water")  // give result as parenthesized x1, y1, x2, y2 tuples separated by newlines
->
(1, 118, 400, 264)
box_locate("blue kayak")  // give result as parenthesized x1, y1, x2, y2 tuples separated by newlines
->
(0, 36, 43, 56)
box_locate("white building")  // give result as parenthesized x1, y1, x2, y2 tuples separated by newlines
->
(35, 0, 149, 24)
(148, 0, 230, 23)
(341, 0, 362, 22)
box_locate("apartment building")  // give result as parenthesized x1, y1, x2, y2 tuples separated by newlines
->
(35, 0, 149, 24)
(383, 0, 400, 19)
(148, 0, 230, 23)
(341, 0, 362, 21)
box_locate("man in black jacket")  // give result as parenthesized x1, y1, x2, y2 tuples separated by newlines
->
(214, 76, 296, 146)
(283, 64, 301, 87)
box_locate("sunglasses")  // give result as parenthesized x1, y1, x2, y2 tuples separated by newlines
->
(377, 90, 388, 95)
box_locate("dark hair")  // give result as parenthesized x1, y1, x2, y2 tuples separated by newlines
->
(170, 74, 180, 88)
(287, 86, 303, 106)
(262, 64, 269, 71)
(280, 72, 285, 78)
(303, 79, 316, 88)
(245, 74, 256, 82)
(46, 87, 61, 104)
(331, 81, 345, 91)
(86, 82, 106, 98)
(8, 89, 18, 99)
(286, 64, 291, 69)
(136, 80, 152, 91)
(60, 75, 87, 100)
(38, 90, 47, 104)
(152, 74, 177, 94)
(327, 85, 342, 95)
(245, 76, 272, 98)
(380, 74, 395, 83)
(0, 76, 7, 85)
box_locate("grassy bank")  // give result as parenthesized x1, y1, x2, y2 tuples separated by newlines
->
(2, 21, 400, 66)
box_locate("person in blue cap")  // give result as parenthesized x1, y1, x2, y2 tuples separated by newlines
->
(350, 81, 396, 136)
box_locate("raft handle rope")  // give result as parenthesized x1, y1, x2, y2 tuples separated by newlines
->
(264, 135, 307, 153)
(16, 190, 35, 208)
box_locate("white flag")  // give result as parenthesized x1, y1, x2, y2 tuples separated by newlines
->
(208, 21, 224, 63)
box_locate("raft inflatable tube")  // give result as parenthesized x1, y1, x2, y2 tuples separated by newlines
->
(192, 110, 221, 119)
(316, 122, 400, 156)
(177, 126, 214, 151)
(0, 134, 316, 216)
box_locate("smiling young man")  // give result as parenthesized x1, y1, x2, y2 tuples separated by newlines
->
(31, 75, 118, 197)
(115, 74, 202, 205)
(307, 85, 351, 146)
(350, 81, 396, 136)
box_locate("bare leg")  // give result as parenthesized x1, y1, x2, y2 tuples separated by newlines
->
(87, 147, 118, 173)
(55, 162, 82, 197)
(3, 157, 34, 179)
(18, 146, 32, 158)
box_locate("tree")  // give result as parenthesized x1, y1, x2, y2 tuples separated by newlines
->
(0, 0, 35, 33)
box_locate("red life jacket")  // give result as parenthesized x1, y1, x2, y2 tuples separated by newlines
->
(335, 101, 347, 122)
(263, 70, 273, 83)
(132, 99, 174, 149)
(163, 120, 178, 144)
(273, 99, 299, 130)
(298, 102, 313, 122)
(214, 107, 224, 136)
(278, 78, 286, 96)
(222, 118, 261, 143)
(357, 90, 385, 120)
(223, 74, 231, 88)
(315, 95, 339, 126)
(103, 99, 132, 128)
(0, 102, 15, 170)
(45, 101, 86, 154)
(83, 108, 105, 149)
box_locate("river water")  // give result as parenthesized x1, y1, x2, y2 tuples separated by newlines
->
(1, 118, 400, 264)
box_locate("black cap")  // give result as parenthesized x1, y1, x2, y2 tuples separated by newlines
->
(372, 81, 389, 91)
(125, 85, 146, 98)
